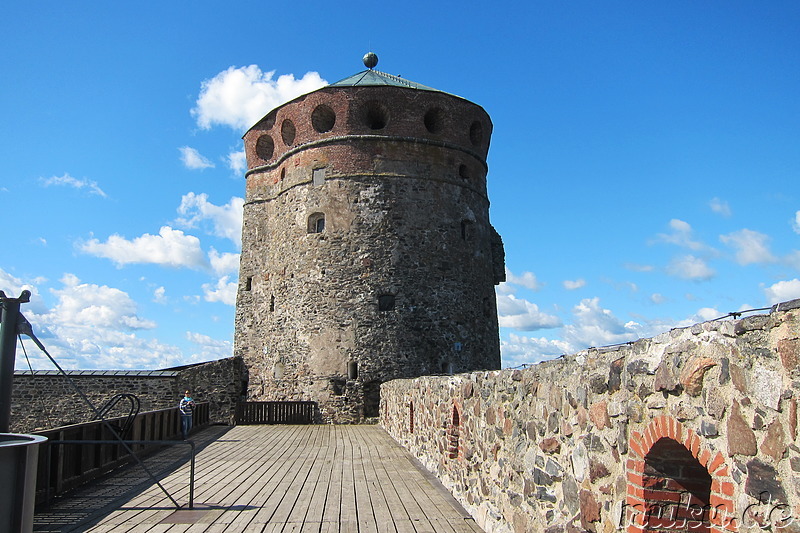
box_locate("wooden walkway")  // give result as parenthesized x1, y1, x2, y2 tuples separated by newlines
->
(34, 425, 483, 533)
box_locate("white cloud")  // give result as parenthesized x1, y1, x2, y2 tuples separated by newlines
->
(764, 279, 800, 305)
(209, 249, 240, 275)
(720, 229, 776, 265)
(39, 173, 107, 197)
(709, 197, 732, 217)
(227, 150, 247, 173)
(46, 274, 156, 329)
(666, 255, 716, 280)
(186, 331, 233, 362)
(202, 276, 237, 305)
(563, 278, 586, 290)
(505, 268, 542, 290)
(500, 333, 571, 368)
(624, 263, 655, 272)
(561, 297, 644, 349)
(192, 65, 327, 131)
(496, 293, 561, 331)
(80, 226, 208, 269)
(792, 211, 800, 234)
(153, 286, 167, 304)
(655, 219, 711, 252)
(176, 192, 244, 248)
(0, 268, 48, 314)
(179, 146, 215, 170)
(651, 293, 665, 304)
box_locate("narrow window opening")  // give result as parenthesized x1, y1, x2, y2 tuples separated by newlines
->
(409, 401, 414, 433)
(460, 220, 474, 241)
(244, 277, 253, 291)
(269, 294, 275, 312)
(448, 405, 460, 459)
(308, 213, 325, 233)
(378, 294, 395, 312)
(312, 167, 326, 186)
(280, 167, 286, 180)
(347, 361, 358, 380)
(458, 164, 470, 180)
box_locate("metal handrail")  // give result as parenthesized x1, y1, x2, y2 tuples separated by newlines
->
(47, 439, 196, 509)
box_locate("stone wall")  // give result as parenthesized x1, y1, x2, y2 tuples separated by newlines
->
(11, 356, 248, 433)
(236, 81, 504, 423)
(380, 299, 800, 533)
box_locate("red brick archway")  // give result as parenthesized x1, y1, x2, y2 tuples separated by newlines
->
(627, 416, 736, 533)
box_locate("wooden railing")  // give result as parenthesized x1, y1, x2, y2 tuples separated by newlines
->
(34, 402, 209, 505)
(235, 401, 315, 425)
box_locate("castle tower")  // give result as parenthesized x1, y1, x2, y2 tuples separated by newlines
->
(235, 54, 505, 423)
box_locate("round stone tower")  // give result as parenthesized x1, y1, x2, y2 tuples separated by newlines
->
(234, 55, 505, 423)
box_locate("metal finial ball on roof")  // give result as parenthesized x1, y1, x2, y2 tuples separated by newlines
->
(363, 52, 378, 69)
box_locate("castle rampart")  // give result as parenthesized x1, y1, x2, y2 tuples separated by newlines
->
(381, 299, 800, 533)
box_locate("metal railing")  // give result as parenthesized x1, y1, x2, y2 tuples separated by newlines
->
(34, 403, 208, 505)
(235, 401, 315, 425)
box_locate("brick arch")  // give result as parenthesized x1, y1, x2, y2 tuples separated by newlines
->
(627, 416, 736, 533)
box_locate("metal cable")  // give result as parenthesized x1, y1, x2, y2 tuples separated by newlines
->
(16, 315, 182, 509)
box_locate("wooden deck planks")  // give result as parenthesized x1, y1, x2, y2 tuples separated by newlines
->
(34, 425, 484, 533)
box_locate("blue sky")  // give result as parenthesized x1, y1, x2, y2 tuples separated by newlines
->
(1, 2, 798, 370)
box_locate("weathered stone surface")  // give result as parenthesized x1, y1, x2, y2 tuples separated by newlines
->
(588, 458, 610, 482)
(588, 401, 610, 430)
(608, 358, 624, 393)
(731, 363, 747, 393)
(539, 437, 561, 454)
(572, 443, 589, 482)
(779, 339, 800, 373)
(746, 459, 787, 502)
(727, 401, 758, 456)
(463, 381, 474, 399)
(705, 388, 727, 419)
(700, 420, 719, 437)
(562, 475, 580, 515)
(653, 362, 679, 393)
(579, 489, 601, 526)
(679, 357, 716, 396)
(751, 362, 782, 410)
(761, 419, 786, 462)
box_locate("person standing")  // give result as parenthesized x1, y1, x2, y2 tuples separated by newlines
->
(179, 390, 195, 440)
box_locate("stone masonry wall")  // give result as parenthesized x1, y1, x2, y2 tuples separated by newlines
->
(381, 299, 800, 533)
(236, 83, 503, 423)
(10, 356, 247, 433)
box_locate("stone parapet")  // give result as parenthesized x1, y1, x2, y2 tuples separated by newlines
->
(381, 299, 800, 533)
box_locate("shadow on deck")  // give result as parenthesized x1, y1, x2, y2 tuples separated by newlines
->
(34, 425, 484, 533)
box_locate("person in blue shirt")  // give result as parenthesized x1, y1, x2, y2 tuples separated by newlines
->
(179, 390, 195, 440)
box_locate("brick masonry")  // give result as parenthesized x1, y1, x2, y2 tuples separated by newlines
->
(10, 356, 248, 432)
(380, 299, 800, 533)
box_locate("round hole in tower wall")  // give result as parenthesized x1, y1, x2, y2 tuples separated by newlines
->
(311, 104, 336, 133)
(256, 135, 275, 160)
(469, 120, 483, 147)
(281, 119, 296, 146)
(363, 101, 389, 130)
(424, 107, 445, 134)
